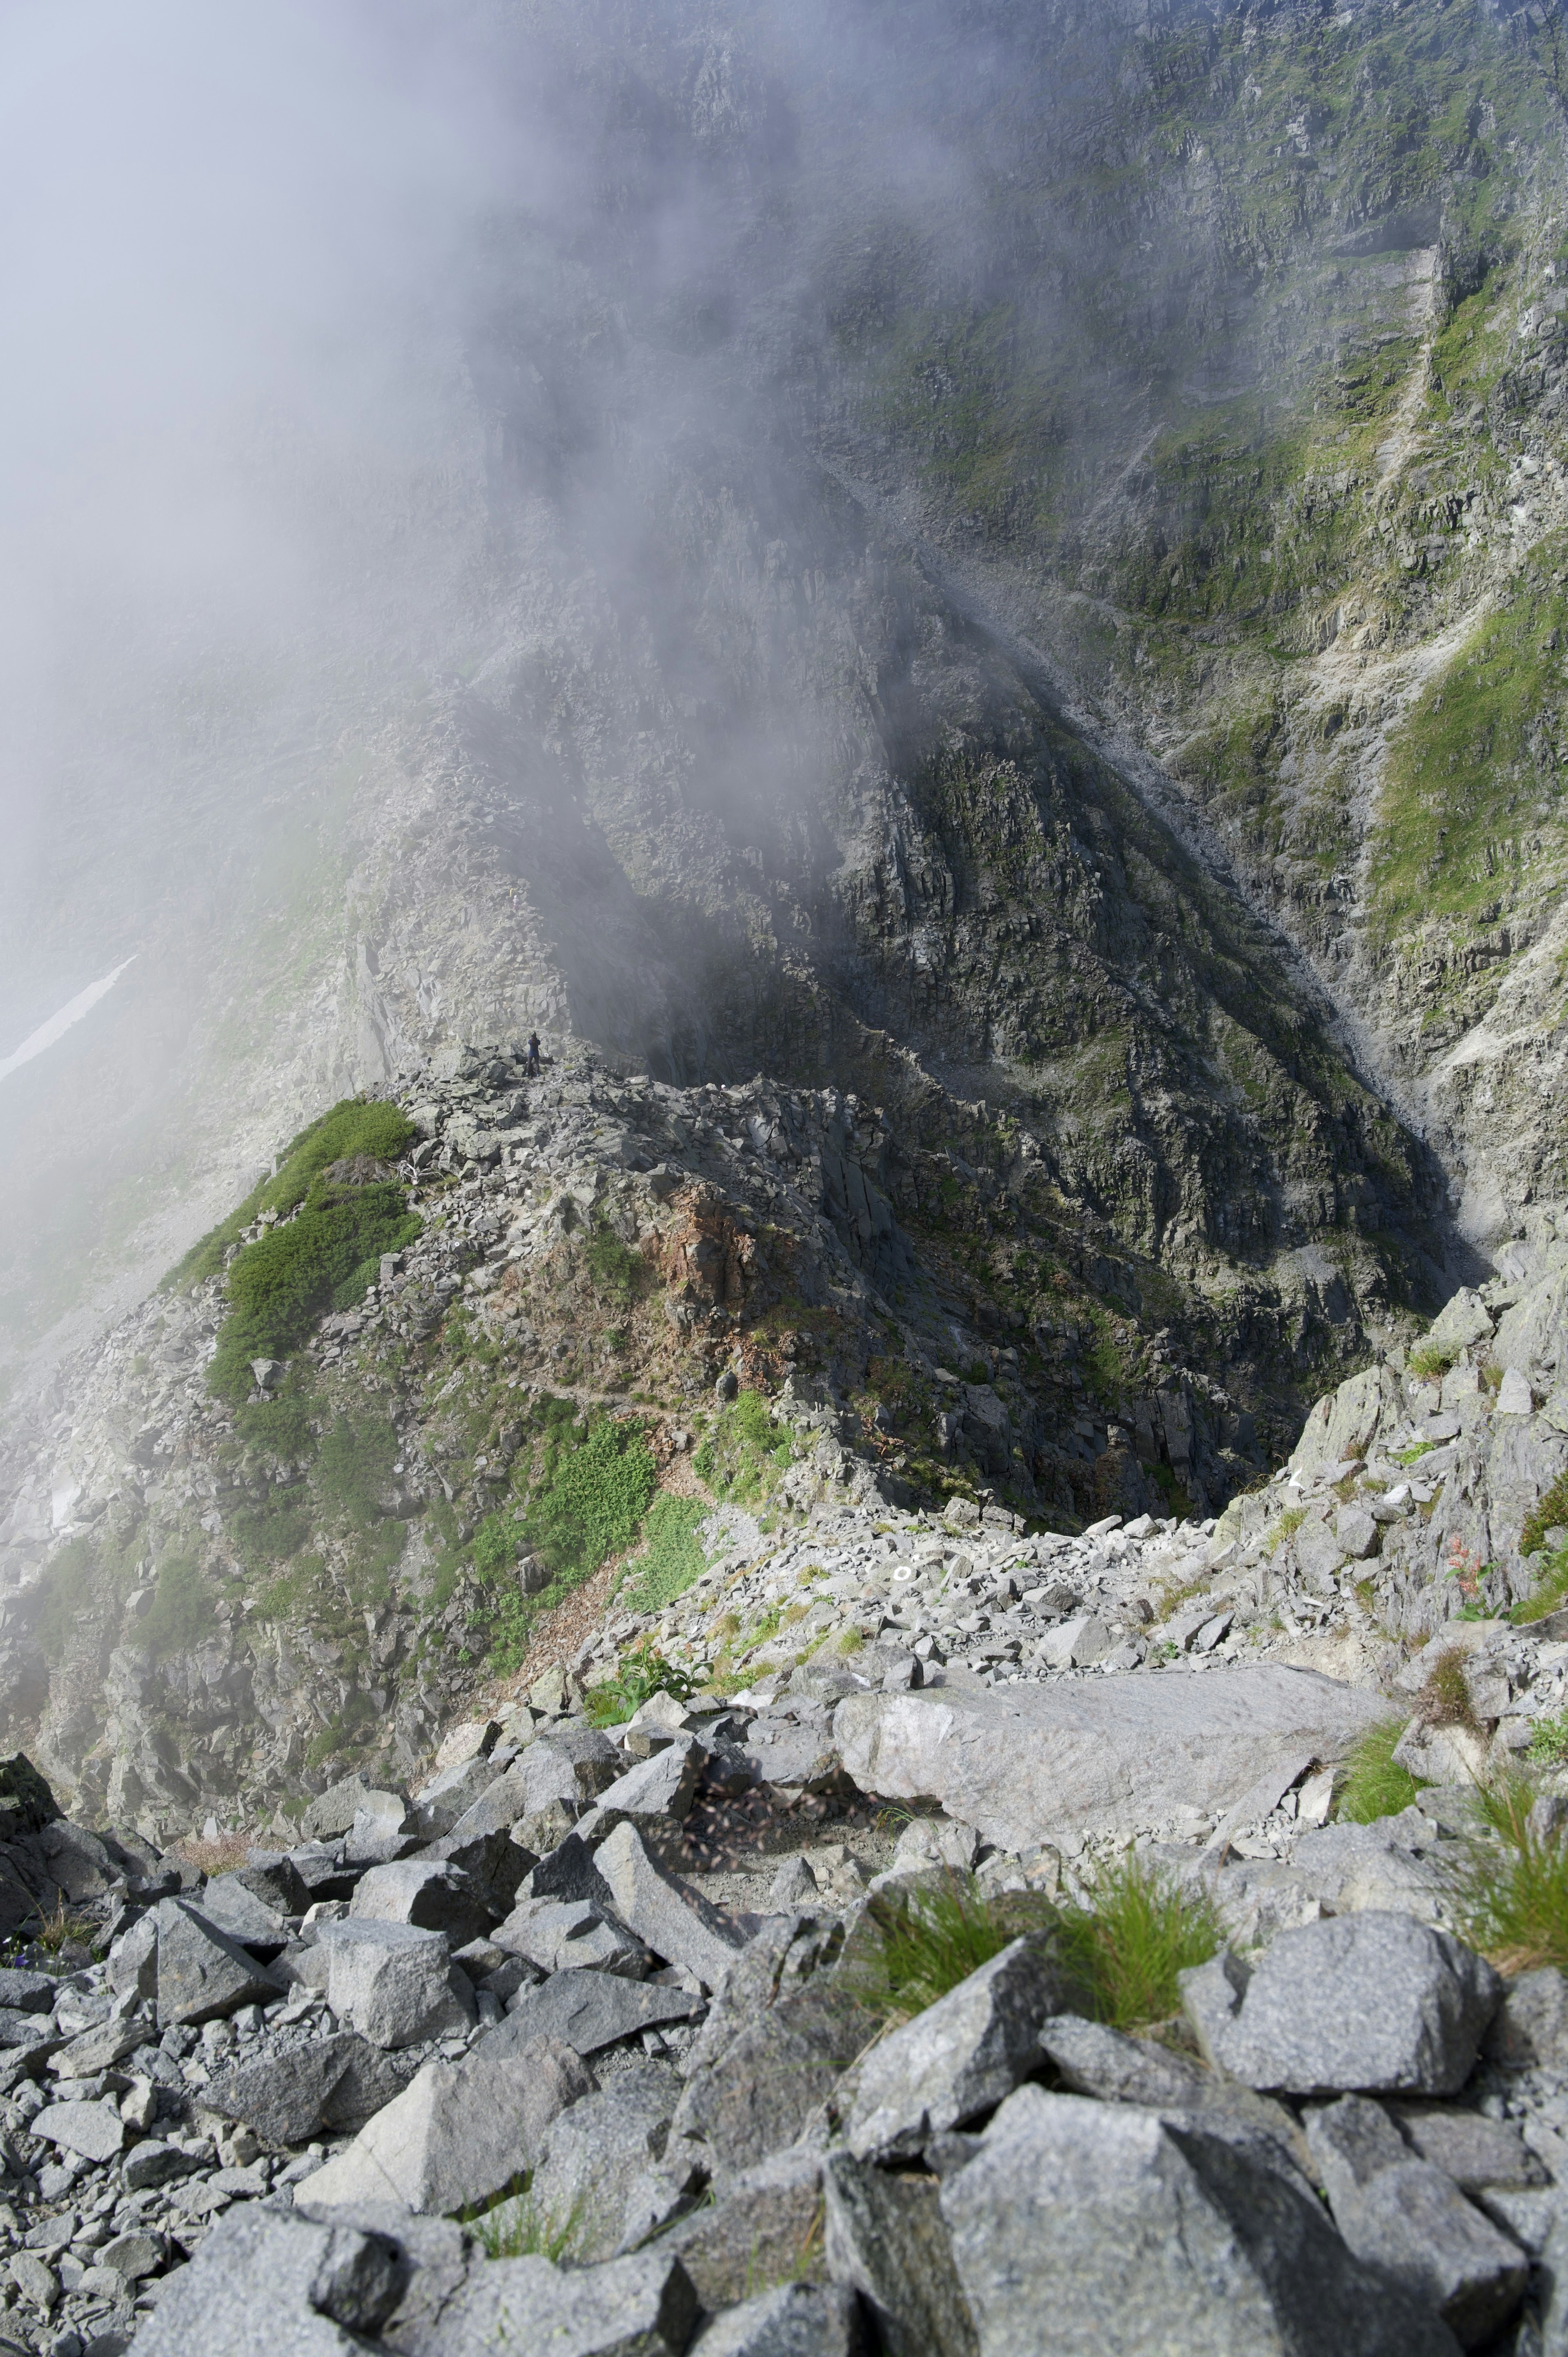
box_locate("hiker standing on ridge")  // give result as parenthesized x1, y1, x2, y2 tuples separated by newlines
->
(526, 1031, 541, 1077)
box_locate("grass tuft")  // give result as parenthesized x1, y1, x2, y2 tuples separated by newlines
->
(1414, 1645, 1479, 1732)
(872, 1875, 1029, 2023)
(1523, 1472, 1568, 1561)
(1056, 1853, 1226, 2031)
(1335, 1719, 1425, 1824)
(1510, 1545, 1568, 1625)
(585, 1640, 702, 1728)
(1454, 1775, 1568, 1975)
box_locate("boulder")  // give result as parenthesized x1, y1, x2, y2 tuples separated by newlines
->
(1483, 1965, 1568, 2070)
(0, 1754, 60, 1840)
(1498, 1368, 1535, 1418)
(197, 1873, 290, 1954)
(0, 1967, 55, 2014)
(33, 2098, 125, 2164)
(518, 2063, 686, 2262)
(485, 1966, 703, 2059)
(314, 1919, 474, 2049)
(156, 1899, 281, 2028)
(238, 1851, 311, 1915)
(419, 2248, 697, 2357)
(823, 2150, 977, 2357)
(205, 2033, 418, 2145)
(594, 1822, 747, 1991)
(1386, 2101, 1546, 2193)
(688, 2284, 864, 2357)
(1038, 2014, 1313, 2192)
(845, 1939, 1065, 2161)
(1305, 2096, 1527, 2348)
(581, 1739, 704, 1832)
(661, 2151, 827, 2310)
(1495, 1267, 1568, 1380)
(1287, 1364, 1405, 1482)
(301, 2039, 590, 2215)
(349, 1859, 492, 1945)
(833, 1669, 1388, 1854)
(127, 2200, 408, 2355)
(1336, 1507, 1380, 1561)
(417, 1828, 533, 1916)
(939, 2087, 1460, 2357)
(1427, 1291, 1496, 1361)
(301, 1776, 377, 1842)
(1180, 1916, 1500, 2096)
(494, 1894, 649, 1978)
(411, 1753, 504, 1839)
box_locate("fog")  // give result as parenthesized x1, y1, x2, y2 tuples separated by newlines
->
(0, 0, 1151, 1378)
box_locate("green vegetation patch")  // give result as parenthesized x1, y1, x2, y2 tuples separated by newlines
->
(141, 1550, 218, 1660)
(167, 1097, 418, 1292)
(1334, 1719, 1425, 1824)
(694, 1389, 794, 1503)
(1056, 1853, 1226, 2031)
(1523, 1471, 1568, 1560)
(1514, 1544, 1568, 1626)
(30, 1541, 99, 1664)
(586, 1641, 703, 1728)
(1457, 1775, 1568, 1974)
(616, 1495, 713, 1617)
(1371, 545, 1568, 940)
(209, 1180, 421, 1405)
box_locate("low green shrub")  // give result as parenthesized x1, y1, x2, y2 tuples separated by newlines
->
(586, 1641, 703, 1727)
(694, 1390, 793, 1502)
(233, 1382, 320, 1463)
(167, 1098, 419, 1292)
(228, 1493, 312, 1575)
(209, 1184, 421, 1403)
(1407, 1340, 1453, 1380)
(871, 1875, 1027, 2020)
(1335, 1719, 1425, 1823)
(1511, 1548, 1568, 1625)
(1529, 1712, 1568, 1767)
(584, 1222, 644, 1307)
(522, 1412, 657, 1585)
(1056, 1853, 1225, 2030)
(616, 1495, 711, 1616)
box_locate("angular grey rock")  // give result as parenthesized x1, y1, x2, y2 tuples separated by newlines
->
(661, 2151, 826, 2310)
(688, 2283, 864, 2357)
(1286, 1363, 1405, 1481)
(845, 1938, 1064, 2161)
(673, 1915, 882, 2179)
(46, 2013, 148, 2077)
(1498, 1367, 1535, 1417)
(594, 1821, 746, 1991)
(824, 2148, 977, 2357)
(198, 1873, 290, 1951)
(301, 1776, 377, 1842)
(833, 1668, 1388, 1853)
(411, 1752, 503, 1839)
(419, 1827, 533, 1915)
(1428, 1289, 1495, 1360)
(156, 1898, 281, 2027)
(238, 1852, 311, 1915)
(1179, 1915, 1501, 2096)
(0, 1967, 55, 2014)
(742, 1717, 846, 1793)
(494, 1894, 649, 1978)
(1483, 1965, 1568, 2070)
(484, 1965, 702, 2058)
(122, 2139, 196, 2191)
(315, 1919, 474, 2049)
(1387, 2101, 1547, 2193)
(32, 2098, 124, 2163)
(509, 2064, 684, 2263)
(111, 1913, 159, 2005)
(585, 1738, 703, 1829)
(291, 2203, 469, 2352)
(417, 2248, 697, 2357)
(940, 2086, 1461, 2357)
(1037, 2013, 1314, 2193)
(301, 2038, 590, 2214)
(204, 2031, 417, 2145)
(131, 2201, 408, 2355)
(97, 2229, 162, 2281)
(447, 1764, 535, 1842)
(349, 1859, 491, 1944)
(1305, 2095, 1527, 2348)
(526, 1830, 621, 1911)
(1335, 1507, 1380, 1561)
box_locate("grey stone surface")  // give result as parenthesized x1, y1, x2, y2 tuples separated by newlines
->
(412, 1753, 502, 1838)
(585, 1739, 703, 1829)
(1038, 2013, 1314, 2191)
(32, 2098, 124, 2163)
(1387, 2101, 1547, 2192)
(1180, 1915, 1501, 2095)
(1427, 1289, 1495, 1361)
(301, 1777, 376, 1842)
(415, 2248, 697, 2357)
(0, 1967, 55, 2013)
(204, 2031, 417, 2144)
(661, 2151, 827, 2310)
(237, 1852, 311, 1915)
(845, 1938, 1064, 2161)
(504, 2064, 684, 2263)
(595, 1822, 747, 1991)
(939, 2085, 1461, 2357)
(301, 2038, 590, 2214)
(130, 2202, 407, 2355)
(156, 1899, 281, 2028)
(485, 1965, 703, 2058)
(316, 1919, 474, 2049)
(1306, 2096, 1527, 2348)
(1484, 1965, 1568, 2070)
(348, 1859, 491, 1945)
(688, 2283, 864, 2357)
(198, 1873, 290, 1951)
(833, 1668, 1388, 1853)
(494, 1894, 649, 1978)
(824, 2149, 977, 2357)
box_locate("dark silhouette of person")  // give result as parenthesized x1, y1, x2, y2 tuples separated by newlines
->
(526, 1032, 541, 1076)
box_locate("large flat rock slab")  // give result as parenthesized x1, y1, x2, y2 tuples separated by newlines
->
(833, 1666, 1388, 1851)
